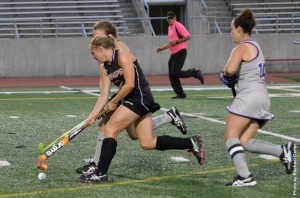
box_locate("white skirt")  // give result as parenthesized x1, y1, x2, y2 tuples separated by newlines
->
(226, 89, 274, 121)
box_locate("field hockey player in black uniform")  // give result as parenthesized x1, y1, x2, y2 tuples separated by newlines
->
(79, 35, 205, 183)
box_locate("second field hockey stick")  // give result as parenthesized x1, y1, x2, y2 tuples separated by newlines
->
(35, 109, 106, 171)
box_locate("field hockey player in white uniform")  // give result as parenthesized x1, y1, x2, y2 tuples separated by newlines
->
(220, 9, 295, 187)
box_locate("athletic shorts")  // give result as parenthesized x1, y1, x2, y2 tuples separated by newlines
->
(122, 85, 160, 117)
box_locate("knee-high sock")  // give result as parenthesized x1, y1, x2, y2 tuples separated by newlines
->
(245, 139, 283, 157)
(226, 137, 251, 178)
(155, 135, 192, 150)
(97, 138, 117, 175)
(93, 132, 105, 166)
(152, 113, 172, 130)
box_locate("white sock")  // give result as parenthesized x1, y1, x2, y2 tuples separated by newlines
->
(152, 113, 172, 130)
(245, 139, 283, 157)
(226, 137, 251, 178)
(93, 132, 105, 166)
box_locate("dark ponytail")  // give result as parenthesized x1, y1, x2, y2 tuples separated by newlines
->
(234, 9, 256, 35)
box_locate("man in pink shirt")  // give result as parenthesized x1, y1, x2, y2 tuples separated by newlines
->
(157, 11, 204, 99)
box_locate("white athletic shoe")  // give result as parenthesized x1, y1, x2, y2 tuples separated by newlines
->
(79, 173, 109, 183)
(281, 142, 295, 174)
(167, 106, 187, 134)
(226, 175, 257, 187)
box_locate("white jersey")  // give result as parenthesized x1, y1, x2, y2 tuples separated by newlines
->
(227, 40, 274, 125)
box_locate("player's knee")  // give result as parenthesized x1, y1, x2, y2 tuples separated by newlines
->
(239, 138, 249, 148)
(103, 125, 118, 138)
(139, 142, 151, 150)
(139, 140, 155, 150)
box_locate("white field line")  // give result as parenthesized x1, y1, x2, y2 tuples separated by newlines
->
(160, 108, 300, 143)
(1, 84, 300, 94)
(0, 90, 79, 94)
(59, 86, 100, 96)
(59, 86, 74, 90)
(264, 93, 300, 98)
(269, 88, 300, 92)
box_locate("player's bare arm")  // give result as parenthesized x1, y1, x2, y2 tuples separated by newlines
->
(88, 65, 111, 124)
(108, 52, 135, 106)
(224, 46, 243, 76)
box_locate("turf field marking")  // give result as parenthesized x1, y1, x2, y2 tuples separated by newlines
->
(170, 156, 190, 163)
(60, 86, 100, 96)
(59, 85, 300, 99)
(8, 116, 19, 119)
(62, 85, 300, 94)
(269, 86, 300, 92)
(269, 93, 300, 97)
(160, 108, 300, 143)
(0, 160, 11, 167)
(1, 84, 300, 95)
(290, 110, 300, 113)
(0, 90, 79, 94)
(0, 96, 95, 101)
(66, 115, 77, 118)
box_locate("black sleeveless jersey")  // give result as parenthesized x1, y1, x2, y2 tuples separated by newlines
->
(103, 50, 149, 99)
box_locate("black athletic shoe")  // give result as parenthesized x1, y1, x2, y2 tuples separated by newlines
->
(171, 94, 186, 99)
(189, 134, 205, 165)
(167, 106, 187, 134)
(76, 162, 97, 175)
(194, 69, 204, 84)
(79, 173, 109, 183)
(226, 175, 257, 187)
(281, 142, 295, 174)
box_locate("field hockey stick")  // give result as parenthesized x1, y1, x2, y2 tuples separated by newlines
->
(38, 119, 88, 153)
(35, 109, 106, 171)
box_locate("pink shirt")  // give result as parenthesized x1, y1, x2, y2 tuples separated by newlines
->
(168, 21, 190, 54)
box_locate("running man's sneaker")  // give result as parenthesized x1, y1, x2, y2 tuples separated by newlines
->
(281, 142, 295, 174)
(167, 107, 187, 134)
(188, 134, 205, 165)
(171, 94, 187, 99)
(79, 173, 109, 183)
(194, 69, 205, 84)
(76, 162, 97, 175)
(226, 175, 257, 187)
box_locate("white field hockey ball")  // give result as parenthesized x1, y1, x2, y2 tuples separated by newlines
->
(38, 172, 46, 182)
